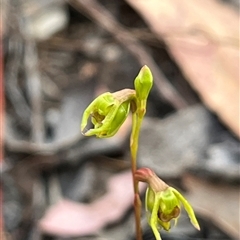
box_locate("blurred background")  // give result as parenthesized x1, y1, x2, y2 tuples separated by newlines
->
(2, 0, 239, 240)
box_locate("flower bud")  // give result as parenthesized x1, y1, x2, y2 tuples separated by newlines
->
(134, 65, 153, 117)
(134, 65, 153, 101)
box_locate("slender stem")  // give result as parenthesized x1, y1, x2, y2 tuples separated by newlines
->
(130, 110, 144, 240)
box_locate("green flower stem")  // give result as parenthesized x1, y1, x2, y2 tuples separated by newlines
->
(134, 193, 142, 240)
(130, 110, 144, 240)
(130, 112, 143, 192)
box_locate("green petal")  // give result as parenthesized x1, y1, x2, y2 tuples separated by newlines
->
(81, 92, 115, 133)
(170, 187, 200, 230)
(106, 101, 130, 137)
(83, 103, 119, 137)
(145, 187, 155, 212)
(158, 219, 171, 231)
(159, 188, 180, 215)
(149, 192, 162, 240)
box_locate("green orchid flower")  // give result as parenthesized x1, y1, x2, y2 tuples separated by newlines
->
(135, 168, 200, 240)
(81, 89, 135, 138)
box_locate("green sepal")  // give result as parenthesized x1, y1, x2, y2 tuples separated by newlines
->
(170, 187, 200, 230)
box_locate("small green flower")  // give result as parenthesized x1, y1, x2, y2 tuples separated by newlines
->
(81, 89, 135, 138)
(135, 168, 200, 240)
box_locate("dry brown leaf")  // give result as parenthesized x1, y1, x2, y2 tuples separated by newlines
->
(126, 0, 239, 137)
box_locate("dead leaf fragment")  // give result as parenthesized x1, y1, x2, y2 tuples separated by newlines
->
(39, 171, 145, 236)
(126, 0, 240, 137)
